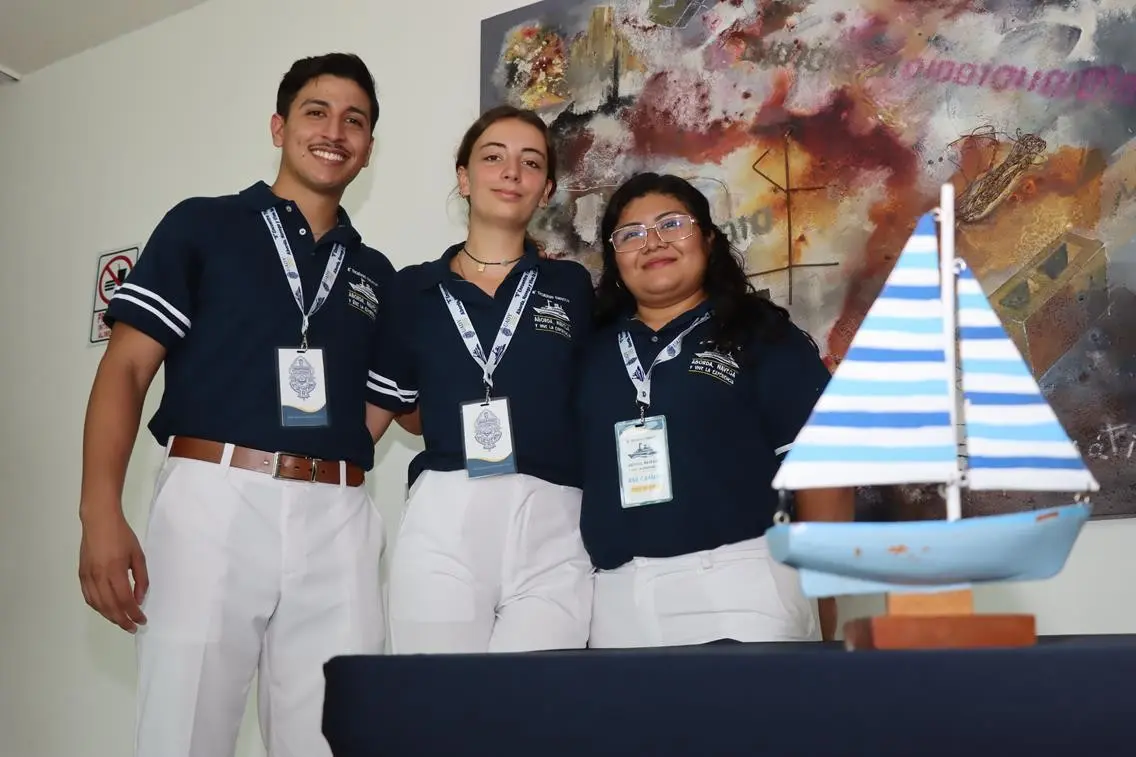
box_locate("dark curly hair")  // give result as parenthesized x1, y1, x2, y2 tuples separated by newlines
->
(276, 53, 380, 134)
(595, 172, 793, 356)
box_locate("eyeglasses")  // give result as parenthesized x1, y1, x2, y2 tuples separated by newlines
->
(610, 213, 698, 253)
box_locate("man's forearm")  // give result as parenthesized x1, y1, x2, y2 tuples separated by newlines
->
(79, 362, 147, 522)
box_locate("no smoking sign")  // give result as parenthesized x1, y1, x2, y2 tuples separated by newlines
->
(90, 246, 139, 344)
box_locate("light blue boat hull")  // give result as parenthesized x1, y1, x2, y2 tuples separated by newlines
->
(765, 503, 1092, 598)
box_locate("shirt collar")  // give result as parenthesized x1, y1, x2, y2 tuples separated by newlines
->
(625, 297, 714, 335)
(418, 239, 542, 290)
(238, 181, 361, 248)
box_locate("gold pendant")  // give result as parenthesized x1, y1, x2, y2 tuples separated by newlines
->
(477, 262, 485, 272)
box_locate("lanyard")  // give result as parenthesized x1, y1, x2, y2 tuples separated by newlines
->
(262, 208, 346, 349)
(440, 268, 538, 401)
(618, 312, 711, 420)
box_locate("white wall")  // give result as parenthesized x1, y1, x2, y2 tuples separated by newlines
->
(0, 0, 1132, 755)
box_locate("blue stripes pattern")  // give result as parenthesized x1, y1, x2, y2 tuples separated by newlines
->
(807, 411, 951, 428)
(956, 264, 1099, 492)
(845, 347, 946, 363)
(772, 212, 960, 490)
(878, 284, 939, 300)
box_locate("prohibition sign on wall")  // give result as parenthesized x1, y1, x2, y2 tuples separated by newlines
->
(90, 246, 140, 345)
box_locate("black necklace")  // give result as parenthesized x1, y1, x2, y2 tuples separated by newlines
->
(463, 246, 523, 272)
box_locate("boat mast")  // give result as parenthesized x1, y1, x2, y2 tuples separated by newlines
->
(939, 181, 964, 521)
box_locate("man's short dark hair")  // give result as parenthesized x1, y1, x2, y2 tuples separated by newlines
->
(276, 53, 380, 133)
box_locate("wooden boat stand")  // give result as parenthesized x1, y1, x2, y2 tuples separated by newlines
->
(842, 589, 1037, 650)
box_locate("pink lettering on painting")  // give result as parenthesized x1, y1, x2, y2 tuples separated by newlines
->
(989, 65, 1018, 91)
(954, 63, 977, 86)
(1077, 67, 1111, 101)
(859, 51, 1133, 106)
(1113, 72, 1136, 104)
(1040, 69, 1071, 98)
(930, 59, 956, 82)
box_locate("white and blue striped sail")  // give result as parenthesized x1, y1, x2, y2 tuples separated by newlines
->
(957, 264, 1099, 493)
(772, 213, 960, 490)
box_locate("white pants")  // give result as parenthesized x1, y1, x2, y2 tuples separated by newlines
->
(388, 469, 593, 653)
(134, 452, 386, 757)
(589, 536, 819, 648)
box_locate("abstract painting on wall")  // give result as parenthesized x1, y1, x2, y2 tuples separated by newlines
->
(480, 0, 1136, 520)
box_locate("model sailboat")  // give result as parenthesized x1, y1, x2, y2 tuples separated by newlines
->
(766, 182, 1099, 649)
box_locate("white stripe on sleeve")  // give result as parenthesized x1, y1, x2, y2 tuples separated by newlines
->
(112, 283, 192, 338)
(367, 371, 419, 403)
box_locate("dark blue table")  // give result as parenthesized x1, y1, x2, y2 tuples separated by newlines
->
(323, 635, 1135, 756)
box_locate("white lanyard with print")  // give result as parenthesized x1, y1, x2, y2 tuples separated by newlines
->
(614, 311, 712, 509)
(618, 312, 712, 419)
(439, 267, 538, 399)
(262, 208, 346, 350)
(439, 266, 538, 479)
(262, 207, 345, 429)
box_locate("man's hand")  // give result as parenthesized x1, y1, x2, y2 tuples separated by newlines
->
(77, 321, 163, 633)
(78, 510, 148, 632)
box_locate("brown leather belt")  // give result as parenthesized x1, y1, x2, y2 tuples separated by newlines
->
(169, 437, 365, 487)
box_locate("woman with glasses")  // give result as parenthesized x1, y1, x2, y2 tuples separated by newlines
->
(364, 105, 595, 653)
(575, 172, 855, 647)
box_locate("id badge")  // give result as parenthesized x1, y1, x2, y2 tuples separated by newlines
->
(614, 415, 673, 507)
(277, 348, 329, 427)
(461, 397, 517, 478)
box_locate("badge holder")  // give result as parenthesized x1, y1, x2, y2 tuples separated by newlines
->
(277, 327, 330, 428)
(461, 382, 517, 478)
(263, 209, 342, 431)
(614, 403, 673, 508)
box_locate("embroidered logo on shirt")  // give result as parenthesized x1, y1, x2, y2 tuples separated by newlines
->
(346, 267, 379, 321)
(532, 292, 572, 339)
(688, 340, 739, 386)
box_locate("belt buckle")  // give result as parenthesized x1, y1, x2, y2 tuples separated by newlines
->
(271, 452, 287, 480)
(271, 452, 321, 482)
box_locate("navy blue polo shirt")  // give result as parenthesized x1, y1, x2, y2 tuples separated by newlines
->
(367, 243, 594, 488)
(104, 181, 396, 470)
(575, 301, 831, 570)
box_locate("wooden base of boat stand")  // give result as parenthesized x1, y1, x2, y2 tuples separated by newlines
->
(842, 589, 1037, 650)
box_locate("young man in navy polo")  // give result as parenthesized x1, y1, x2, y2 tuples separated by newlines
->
(77, 53, 401, 757)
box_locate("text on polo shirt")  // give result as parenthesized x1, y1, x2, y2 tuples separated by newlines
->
(346, 266, 380, 321)
(532, 288, 573, 340)
(687, 340, 740, 386)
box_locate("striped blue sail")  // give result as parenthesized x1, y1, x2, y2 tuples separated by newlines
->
(957, 264, 1100, 493)
(773, 213, 959, 490)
